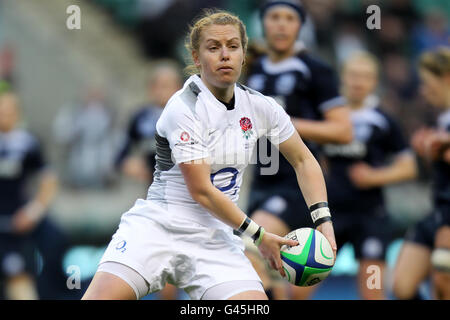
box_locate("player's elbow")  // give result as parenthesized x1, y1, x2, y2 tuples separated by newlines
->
(189, 184, 216, 206)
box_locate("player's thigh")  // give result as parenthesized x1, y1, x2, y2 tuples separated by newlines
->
(250, 210, 290, 236)
(432, 225, 450, 299)
(228, 290, 268, 300)
(358, 259, 386, 300)
(5, 273, 38, 300)
(201, 279, 267, 300)
(82, 271, 137, 300)
(393, 241, 431, 299)
(434, 225, 450, 248)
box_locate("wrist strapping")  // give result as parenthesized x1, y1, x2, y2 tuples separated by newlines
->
(237, 217, 264, 245)
(309, 202, 332, 227)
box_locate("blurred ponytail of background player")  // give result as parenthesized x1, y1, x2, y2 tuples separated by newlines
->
(115, 60, 183, 300)
(116, 60, 183, 186)
(393, 46, 450, 300)
(0, 91, 64, 299)
(322, 51, 417, 299)
(243, 0, 352, 300)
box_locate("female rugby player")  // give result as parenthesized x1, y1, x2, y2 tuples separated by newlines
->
(82, 10, 336, 300)
(324, 52, 417, 299)
(393, 47, 450, 300)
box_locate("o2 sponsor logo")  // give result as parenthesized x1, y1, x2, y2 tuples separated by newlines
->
(115, 240, 127, 253)
(210, 167, 239, 195)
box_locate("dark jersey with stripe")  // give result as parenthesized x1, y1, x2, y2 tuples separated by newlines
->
(323, 98, 409, 214)
(246, 51, 344, 188)
(0, 129, 46, 215)
(433, 110, 450, 206)
(116, 104, 163, 172)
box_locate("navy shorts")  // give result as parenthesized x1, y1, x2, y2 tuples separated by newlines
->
(332, 206, 393, 261)
(247, 185, 314, 231)
(0, 233, 36, 279)
(405, 204, 450, 249)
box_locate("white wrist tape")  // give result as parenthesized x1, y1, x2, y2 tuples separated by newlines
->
(309, 202, 331, 224)
(238, 217, 259, 237)
(237, 217, 261, 240)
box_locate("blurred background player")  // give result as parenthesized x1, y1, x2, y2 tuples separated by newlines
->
(0, 92, 59, 299)
(393, 47, 450, 300)
(323, 52, 417, 299)
(115, 61, 183, 299)
(52, 85, 119, 190)
(243, 0, 352, 299)
(116, 61, 183, 186)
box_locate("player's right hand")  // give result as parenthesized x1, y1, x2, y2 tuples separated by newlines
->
(257, 232, 298, 277)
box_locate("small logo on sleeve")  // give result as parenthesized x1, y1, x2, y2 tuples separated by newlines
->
(115, 240, 127, 253)
(180, 131, 190, 142)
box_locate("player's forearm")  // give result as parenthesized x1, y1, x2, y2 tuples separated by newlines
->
(370, 154, 417, 187)
(293, 156, 328, 208)
(33, 171, 58, 211)
(191, 186, 247, 229)
(292, 118, 353, 144)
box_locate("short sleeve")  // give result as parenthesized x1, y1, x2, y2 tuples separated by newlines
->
(23, 138, 47, 174)
(115, 113, 140, 167)
(310, 61, 345, 114)
(158, 105, 209, 164)
(381, 112, 409, 155)
(265, 97, 296, 145)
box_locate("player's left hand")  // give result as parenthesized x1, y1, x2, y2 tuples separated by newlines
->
(11, 210, 37, 234)
(316, 220, 337, 260)
(348, 162, 378, 189)
(11, 202, 45, 234)
(423, 130, 450, 161)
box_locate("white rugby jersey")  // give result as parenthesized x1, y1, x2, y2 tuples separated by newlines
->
(145, 74, 295, 227)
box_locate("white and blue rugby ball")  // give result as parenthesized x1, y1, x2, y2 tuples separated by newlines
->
(281, 227, 335, 286)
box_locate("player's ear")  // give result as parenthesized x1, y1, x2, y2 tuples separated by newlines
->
(192, 51, 201, 68)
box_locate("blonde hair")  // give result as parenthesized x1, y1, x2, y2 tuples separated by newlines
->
(419, 47, 450, 77)
(184, 9, 248, 75)
(342, 51, 380, 77)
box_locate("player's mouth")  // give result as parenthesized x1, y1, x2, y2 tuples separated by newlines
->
(273, 34, 290, 40)
(218, 66, 233, 72)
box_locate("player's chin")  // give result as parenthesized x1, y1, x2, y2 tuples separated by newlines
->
(271, 40, 295, 53)
(215, 72, 239, 86)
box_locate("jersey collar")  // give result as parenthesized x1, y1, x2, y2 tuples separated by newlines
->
(191, 74, 239, 112)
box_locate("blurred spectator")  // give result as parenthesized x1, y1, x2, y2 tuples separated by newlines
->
(302, 0, 341, 59)
(115, 61, 183, 299)
(412, 9, 450, 57)
(52, 85, 120, 189)
(0, 92, 60, 299)
(135, 0, 224, 59)
(116, 61, 183, 185)
(0, 43, 16, 87)
(333, 18, 368, 65)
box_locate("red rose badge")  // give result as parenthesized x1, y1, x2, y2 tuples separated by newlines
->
(239, 117, 253, 139)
